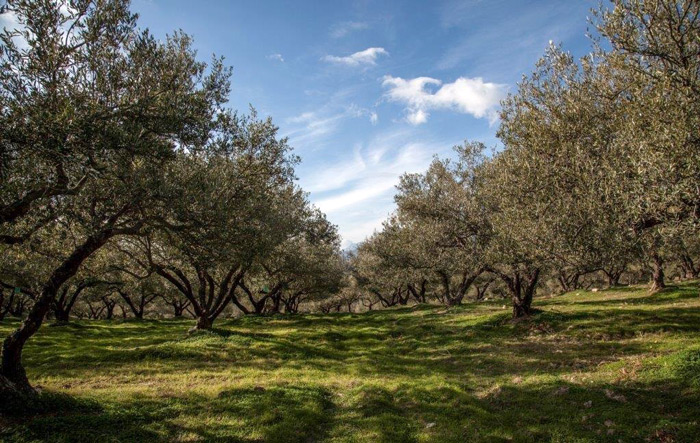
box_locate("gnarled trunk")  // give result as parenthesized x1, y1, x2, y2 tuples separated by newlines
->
(1, 231, 110, 396)
(54, 309, 70, 323)
(194, 314, 213, 330)
(439, 269, 483, 307)
(679, 254, 699, 280)
(103, 297, 116, 320)
(490, 266, 540, 319)
(650, 253, 665, 292)
(156, 263, 244, 329)
(557, 270, 580, 294)
(475, 278, 494, 301)
(603, 265, 625, 287)
(407, 280, 427, 304)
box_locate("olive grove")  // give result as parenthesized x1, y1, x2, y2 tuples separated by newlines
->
(0, 0, 698, 407)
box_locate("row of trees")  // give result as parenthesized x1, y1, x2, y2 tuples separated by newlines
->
(335, 0, 699, 316)
(0, 0, 343, 396)
(1, 0, 698, 400)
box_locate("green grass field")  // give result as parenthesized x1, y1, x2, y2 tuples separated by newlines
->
(1, 283, 699, 442)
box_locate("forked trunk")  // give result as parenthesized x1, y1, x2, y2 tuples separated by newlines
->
(603, 266, 625, 287)
(557, 270, 580, 294)
(491, 267, 540, 320)
(679, 255, 699, 280)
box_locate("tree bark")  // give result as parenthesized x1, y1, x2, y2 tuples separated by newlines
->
(603, 266, 625, 287)
(475, 278, 493, 301)
(52, 283, 89, 323)
(103, 297, 116, 320)
(650, 253, 666, 292)
(490, 267, 540, 319)
(557, 270, 580, 294)
(194, 314, 212, 330)
(407, 280, 427, 303)
(679, 255, 699, 280)
(439, 269, 482, 306)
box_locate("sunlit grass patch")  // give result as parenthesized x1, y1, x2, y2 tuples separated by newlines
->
(1, 282, 699, 442)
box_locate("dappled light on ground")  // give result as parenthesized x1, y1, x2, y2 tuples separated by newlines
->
(1, 283, 699, 442)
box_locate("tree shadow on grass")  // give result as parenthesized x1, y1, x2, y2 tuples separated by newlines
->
(23, 299, 700, 386)
(330, 375, 700, 443)
(3, 376, 698, 443)
(1, 385, 335, 443)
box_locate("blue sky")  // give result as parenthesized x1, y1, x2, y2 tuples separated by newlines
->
(132, 0, 597, 248)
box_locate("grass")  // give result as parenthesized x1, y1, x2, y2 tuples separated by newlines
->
(1, 282, 699, 442)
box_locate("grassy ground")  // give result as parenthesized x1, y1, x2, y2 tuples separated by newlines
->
(0, 283, 699, 442)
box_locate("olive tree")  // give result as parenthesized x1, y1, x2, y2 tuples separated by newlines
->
(131, 112, 306, 329)
(393, 143, 490, 306)
(592, 0, 700, 232)
(0, 0, 230, 395)
(235, 210, 344, 315)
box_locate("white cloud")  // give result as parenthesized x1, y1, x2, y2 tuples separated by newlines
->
(285, 111, 345, 146)
(330, 21, 368, 38)
(382, 75, 507, 125)
(347, 103, 379, 125)
(266, 53, 284, 62)
(323, 47, 388, 67)
(0, 7, 28, 49)
(300, 129, 453, 245)
(1, 1, 81, 50)
(407, 109, 428, 125)
(285, 103, 378, 147)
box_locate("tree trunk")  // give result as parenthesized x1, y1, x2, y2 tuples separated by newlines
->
(54, 309, 70, 323)
(475, 279, 493, 301)
(603, 266, 625, 287)
(0, 231, 110, 396)
(512, 300, 531, 318)
(492, 267, 540, 320)
(407, 281, 427, 303)
(650, 253, 665, 292)
(446, 296, 462, 307)
(557, 270, 580, 294)
(103, 299, 116, 320)
(194, 314, 212, 330)
(679, 255, 699, 280)
(118, 290, 145, 319)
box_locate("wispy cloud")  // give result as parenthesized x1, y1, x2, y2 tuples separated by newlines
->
(347, 103, 379, 125)
(266, 53, 284, 62)
(323, 47, 388, 67)
(285, 103, 378, 147)
(285, 111, 346, 147)
(382, 75, 507, 125)
(302, 129, 451, 245)
(330, 21, 368, 38)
